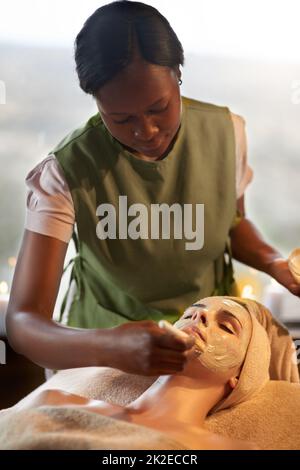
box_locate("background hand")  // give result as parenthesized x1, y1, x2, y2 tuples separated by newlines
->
(267, 258, 300, 297)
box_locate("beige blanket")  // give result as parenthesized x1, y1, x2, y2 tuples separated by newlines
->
(0, 403, 184, 450)
(206, 380, 300, 450)
(2, 366, 299, 450)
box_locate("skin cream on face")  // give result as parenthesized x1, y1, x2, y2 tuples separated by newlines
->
(174, 298, 251, 373)
(197, 330, 247, 372)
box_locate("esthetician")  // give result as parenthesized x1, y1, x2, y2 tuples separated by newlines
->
(6, 1, 300, 376)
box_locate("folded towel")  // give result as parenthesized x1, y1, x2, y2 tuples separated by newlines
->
(15, 367, 155, 409)
(247, 298, 299, 382)
(210, 297, 271, 413)
(0, 406, 185, 450)
(205, 380, 300, 450)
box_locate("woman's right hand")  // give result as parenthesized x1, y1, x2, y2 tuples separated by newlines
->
(105, 320, 196, 376)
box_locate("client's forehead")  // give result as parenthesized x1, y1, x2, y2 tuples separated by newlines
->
(190, 297, 249, 327)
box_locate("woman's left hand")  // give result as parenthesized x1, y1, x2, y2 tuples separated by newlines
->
(267, 258, 300, 297)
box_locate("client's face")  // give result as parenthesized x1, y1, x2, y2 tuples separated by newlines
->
(174, 297, 251, 375)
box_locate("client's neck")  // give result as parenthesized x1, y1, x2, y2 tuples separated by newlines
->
(126, 374, 224, 427)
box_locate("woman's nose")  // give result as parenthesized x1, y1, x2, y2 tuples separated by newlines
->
(133, 117, 159, 141)
(192, 310, 208, 327)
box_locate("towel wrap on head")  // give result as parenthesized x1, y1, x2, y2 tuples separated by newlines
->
(211, 297, 271, 413)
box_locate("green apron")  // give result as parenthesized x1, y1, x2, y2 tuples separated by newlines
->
(53, 96, 239, 328)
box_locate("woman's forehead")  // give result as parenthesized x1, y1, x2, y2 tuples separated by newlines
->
(191, 296, 245, 309)
(96, 63, 175, 108)
(185, 297, 250, 327)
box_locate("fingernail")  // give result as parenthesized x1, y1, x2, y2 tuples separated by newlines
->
(291, 284, 300, 291)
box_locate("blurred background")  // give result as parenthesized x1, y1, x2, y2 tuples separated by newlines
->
(0, 0, 299, 404)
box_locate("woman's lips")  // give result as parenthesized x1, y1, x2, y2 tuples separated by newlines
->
(137, 137, 163, 152)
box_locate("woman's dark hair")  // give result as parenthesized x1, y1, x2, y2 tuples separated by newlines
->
(75, 0, 184, 95)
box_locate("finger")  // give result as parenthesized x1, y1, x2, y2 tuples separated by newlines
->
(289, 284, 300, 296)
(185, 346, 202, 361)
(153, 348, 189, 364)
(157, 331, 195, 351)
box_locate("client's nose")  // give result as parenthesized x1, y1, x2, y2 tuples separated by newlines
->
(192, 310, 208, 327)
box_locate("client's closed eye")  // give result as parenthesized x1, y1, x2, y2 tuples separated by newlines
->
(219, 324, 235, 335)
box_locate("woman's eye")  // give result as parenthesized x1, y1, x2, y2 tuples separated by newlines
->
(113, 105, 168, 124)
(148, 105, 168, 114)
(220, 324, 234, 334)
(113, 118, 130, 124)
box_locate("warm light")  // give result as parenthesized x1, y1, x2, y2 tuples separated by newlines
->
(8, 257, 16, 268)
(236, 271, 263, 300)
(241, 284, 257, 300)
(0, 282, 9, 295)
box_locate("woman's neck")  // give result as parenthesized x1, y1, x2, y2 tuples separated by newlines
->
(125, 373, 224, 427)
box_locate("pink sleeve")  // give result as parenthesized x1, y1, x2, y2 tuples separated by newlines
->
(25, 154, 75, 243)
(230, 112, 254, 199)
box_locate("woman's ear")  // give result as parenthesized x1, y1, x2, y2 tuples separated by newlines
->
(173, 65, 181, 81)
(228, 376, 239, 389)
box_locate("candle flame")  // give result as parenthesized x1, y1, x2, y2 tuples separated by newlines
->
(241, 284, 256, 300)
(8, 257, 16, 268)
